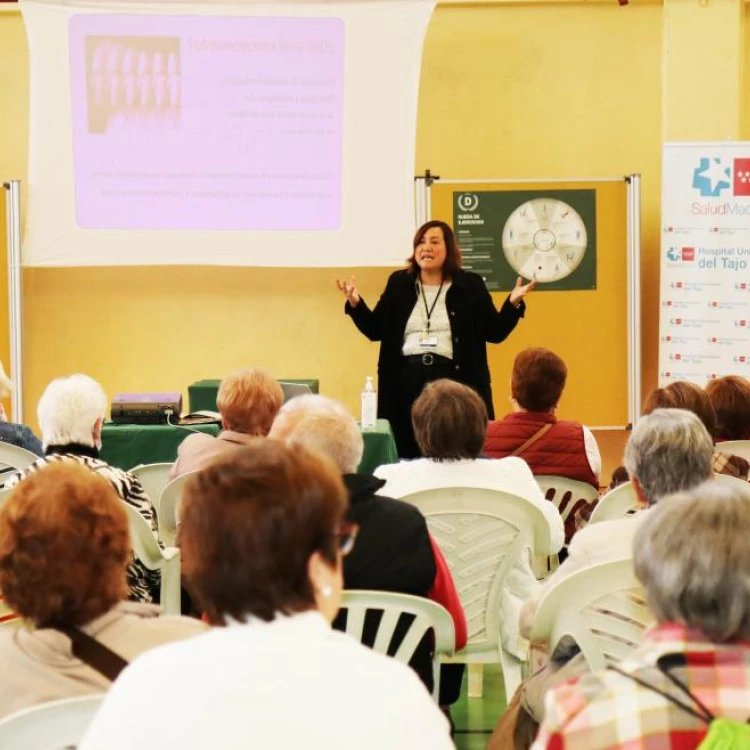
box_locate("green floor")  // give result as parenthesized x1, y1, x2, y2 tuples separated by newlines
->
(452, 665, 507, 750)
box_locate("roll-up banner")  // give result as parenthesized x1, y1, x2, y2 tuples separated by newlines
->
(659, 143, 750, 385)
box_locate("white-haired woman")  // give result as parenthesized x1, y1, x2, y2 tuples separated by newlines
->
(9, 375, 160, 603)
(533, 481, 750, 750)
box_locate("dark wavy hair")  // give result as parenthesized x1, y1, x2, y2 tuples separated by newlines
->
(705, 375, 750, 440)
(407, 220, 463, 278)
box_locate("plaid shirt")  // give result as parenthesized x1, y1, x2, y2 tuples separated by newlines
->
(531, 623, 750, 750)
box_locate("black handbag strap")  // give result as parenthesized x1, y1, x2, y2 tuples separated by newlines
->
(60, 625, 129, 682)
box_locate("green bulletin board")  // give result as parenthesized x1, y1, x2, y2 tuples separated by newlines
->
(432, 179, 629, 428)
(453, 189, 597, 291)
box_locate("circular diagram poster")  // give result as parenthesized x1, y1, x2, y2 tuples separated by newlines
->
(453, 189, 597, 291)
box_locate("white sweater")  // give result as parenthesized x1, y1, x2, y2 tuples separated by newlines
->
(80, 611, 453, 750)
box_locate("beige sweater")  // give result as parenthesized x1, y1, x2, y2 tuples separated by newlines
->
(0, 602, 205, 720)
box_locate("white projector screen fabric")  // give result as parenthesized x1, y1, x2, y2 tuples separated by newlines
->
(21, 0, 435, 267)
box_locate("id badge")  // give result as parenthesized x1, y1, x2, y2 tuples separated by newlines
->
(419, 335, 439, 349)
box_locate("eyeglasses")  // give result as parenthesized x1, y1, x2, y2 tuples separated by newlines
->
(336, 522, 359, 557)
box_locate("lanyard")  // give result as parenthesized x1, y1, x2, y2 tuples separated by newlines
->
(419, 279, 445, 333)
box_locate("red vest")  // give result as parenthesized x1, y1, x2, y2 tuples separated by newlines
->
(484, 412, 598, 489)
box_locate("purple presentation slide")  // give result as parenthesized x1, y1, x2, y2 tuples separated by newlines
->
(69, 15, 345, 230)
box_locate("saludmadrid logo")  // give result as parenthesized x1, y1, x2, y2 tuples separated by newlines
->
(691, 156, 750, 215)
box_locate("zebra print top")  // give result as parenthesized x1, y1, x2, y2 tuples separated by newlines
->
(9, 453, 162, 605)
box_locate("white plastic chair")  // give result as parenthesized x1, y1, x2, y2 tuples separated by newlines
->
(158, 471, 197, 547)
(0, 694, 104, 750)
(338, 590, 455, 701)
(0, 485, 12, 509)
(534, 476, 600, 575)
(588, 481, 640, 524)
(0, 442, 38, 474)
(130, 462, 173, 517)
(715, 440, 750, 461)
(530, 558, 653, 669)
(715, 473, 750, 488)
(125, 504, 181, 615)
(401, 486, 553, 700)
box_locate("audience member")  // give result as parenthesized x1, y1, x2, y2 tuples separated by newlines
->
(8, 374, 160, 603)
(269, 394, 467, 705)
(0, 463, 203, 720)
(532, 481, 750, 750)
(170, 367, 283, 479)
(0, 360, 43, 456)
(484, 348, 600, 489)
(80, 441, 453, 750)
(609, 381, 748, 487)
(375, 378, 564, 658)
(490, 409, 714, 750)
(520, 408, 713, 639)
(706, 374, 750, 441)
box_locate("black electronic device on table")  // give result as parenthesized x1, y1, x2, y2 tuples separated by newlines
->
(110, 392, 183, 425)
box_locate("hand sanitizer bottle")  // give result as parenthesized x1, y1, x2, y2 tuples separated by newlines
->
(361, 376, 377, 430)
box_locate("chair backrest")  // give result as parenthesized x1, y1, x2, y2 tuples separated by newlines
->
(530, 558, 653, 670)
(0, 694, 104, 750)
(158, 472, 197, 547)
(588, 481, 640, 524)
(338, 590, 455, 701)
(534, 475, 600, 575)
(535, 476, 599, 537)
(401, 486, 552, 660)
(716, 440, 750, 461)
(0, 442, 38, 474)
(130, 463, 173, 517)
(124, 504, 181, 615)
(715, 473, 750, 489)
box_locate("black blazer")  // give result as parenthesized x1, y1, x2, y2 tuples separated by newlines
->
(345, 268, 525, 421)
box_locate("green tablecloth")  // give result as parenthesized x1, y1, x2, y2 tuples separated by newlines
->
(100, 419, 398, 475)
(188, 378, 320, 412)
(357, 419, 399, 475)
(101, 422, 220, 471)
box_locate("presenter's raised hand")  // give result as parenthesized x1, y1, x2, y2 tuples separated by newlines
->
(510, 276, 536, 307)
(336, 276, 361, 307)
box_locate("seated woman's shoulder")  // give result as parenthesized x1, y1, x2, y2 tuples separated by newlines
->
(113, 602, 206, 641)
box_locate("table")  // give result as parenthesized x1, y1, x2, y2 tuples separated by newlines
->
(101, 422, 220, 471)
(100, 419, 398, 475)
(188, 378, 320, 412)
(357, 419, 399, 475)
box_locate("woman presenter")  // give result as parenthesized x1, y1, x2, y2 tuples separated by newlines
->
(337, 220, 534, 458)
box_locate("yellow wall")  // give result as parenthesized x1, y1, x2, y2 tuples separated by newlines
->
(1, 1, 749, 479)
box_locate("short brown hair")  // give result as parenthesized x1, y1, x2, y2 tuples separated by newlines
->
(0, 463, 129, 627)
(407, 221, 463, 278)
(216, 368, 284, 435)
(412, 379, 488, 459)
(706, 376, 750, 440)
(642, 381, 715, 438)
(511, 348, 567, 412)
(180, 439, 348, 624)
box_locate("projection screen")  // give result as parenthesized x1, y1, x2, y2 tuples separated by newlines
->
(21, 0, 435, 266)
